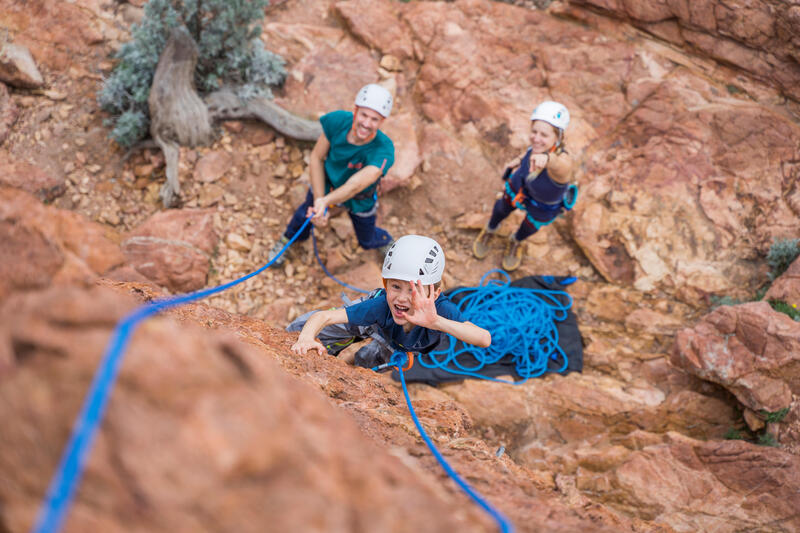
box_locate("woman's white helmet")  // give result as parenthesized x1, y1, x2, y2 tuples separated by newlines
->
(381, 235, 444, 285)
(530, 101, 569, 131)
(355, 83, 393, 118)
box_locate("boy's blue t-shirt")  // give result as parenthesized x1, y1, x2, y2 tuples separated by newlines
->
(319, 110, 395, 213)
(345, 292, 463, 353)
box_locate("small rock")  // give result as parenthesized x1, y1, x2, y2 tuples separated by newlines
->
(743, 408, 766, 432)
(194, 150, 233, 183)
(223, 121, 244, 133)
(247, 127, 275, 146)
(226, 232, 252, 252)
(43, 90, 66, 101)
(290, 162, 304, 179)
(0, 42, 44, 89)
(273, 163, 288, 178)
(270, 184, 286, 197)
(380, 54, 402, 72)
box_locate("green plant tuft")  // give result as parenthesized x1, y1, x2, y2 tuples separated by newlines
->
(756, 432, 779, 447)
(710, 295, 742, 309)
(98, 0, 286, 148)
(766, 238, 800, 280)
(724, 427, 745, 440)
(768, 300, 800, 321)
(759, 407, 790, 423)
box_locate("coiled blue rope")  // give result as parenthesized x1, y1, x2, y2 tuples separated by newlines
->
(418, 269, 572, 384)
(31, 218, 313, 533)
(390, 352, 514, 533)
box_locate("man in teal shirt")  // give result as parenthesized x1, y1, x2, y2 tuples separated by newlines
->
(269, 84, 396, 264)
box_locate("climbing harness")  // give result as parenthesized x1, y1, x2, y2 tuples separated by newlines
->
(418, 269, 573, 384)
(503, 179, 578, 231)
(387, 352, 514, 533)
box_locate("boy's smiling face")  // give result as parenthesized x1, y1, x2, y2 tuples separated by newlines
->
(384, 278, 439, 327)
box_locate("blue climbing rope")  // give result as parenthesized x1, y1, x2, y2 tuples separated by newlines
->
(417, 269, 573, 384)
(32, 217, 314, 533)
(389, 352, 514, 533)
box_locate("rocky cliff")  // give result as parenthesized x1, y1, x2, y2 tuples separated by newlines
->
(1, 0, 799, 532)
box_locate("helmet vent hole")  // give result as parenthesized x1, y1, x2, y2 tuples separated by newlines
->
(425, 258, 433, 263)
(419, 268, 425, 276)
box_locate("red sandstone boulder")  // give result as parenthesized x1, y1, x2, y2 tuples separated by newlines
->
(765, 255, 800, 304)
(121, 209, 218, 293)
(571, 431, 800, 531)
(335, 0, 415, 60)
(566, 0, 800, 101)
(0, 285, 494, 533)
(0, 0, 110, 72)
(0, 152, 66, 202)
(673, 301, 800, 413)
(0, 187, 124, 298)
(571, 73, 800, 301)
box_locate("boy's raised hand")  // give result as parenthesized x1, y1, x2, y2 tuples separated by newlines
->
(405, 280, 439, 328)
(291, 338, 327, 356)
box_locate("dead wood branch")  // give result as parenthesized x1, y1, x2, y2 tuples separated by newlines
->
(148, 28, 213, 207)
(206, 89, 322, 142)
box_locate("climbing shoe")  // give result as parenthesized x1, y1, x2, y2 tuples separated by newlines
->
(267, 235, 290, 266)
(472, 227, 494, 259)
(501, 235, 523, 271)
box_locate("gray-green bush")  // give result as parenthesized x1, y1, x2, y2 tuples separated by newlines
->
(98, 0, 286, 147)
(766, 238, 800, 280)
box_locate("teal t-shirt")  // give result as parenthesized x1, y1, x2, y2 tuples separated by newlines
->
(320, 110, 395, 213)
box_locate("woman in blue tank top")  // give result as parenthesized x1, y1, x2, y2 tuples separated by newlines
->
(472, 101, 575, 271)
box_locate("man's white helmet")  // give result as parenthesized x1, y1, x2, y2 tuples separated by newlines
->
(355, 83, 393, 118)
(530, 101, 570, 131)
(381, 235, 444, 285)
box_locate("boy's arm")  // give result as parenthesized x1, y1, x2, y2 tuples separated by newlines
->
(291, 307, 349, 355)
(405, 280, 492, 348)
(431, 315, 492, 348)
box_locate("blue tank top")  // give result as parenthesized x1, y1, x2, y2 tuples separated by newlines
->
(507, 149, 568, 222)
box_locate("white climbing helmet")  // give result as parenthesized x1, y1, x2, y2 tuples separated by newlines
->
(354, 83, 393, 118)
(530, 101, 570, 131)
(381, 235, 445, 285)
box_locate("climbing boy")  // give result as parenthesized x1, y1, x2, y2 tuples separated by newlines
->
(268, 83, 396, 265)
(290, 235, 491, 365)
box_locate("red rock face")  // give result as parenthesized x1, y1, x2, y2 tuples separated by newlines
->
(673, 301, 800, 412)
(122, 209, 218, 294)
(0, 285, 623, 533)
(2, 0, 800, 531)
(566, 0, 800, 101)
